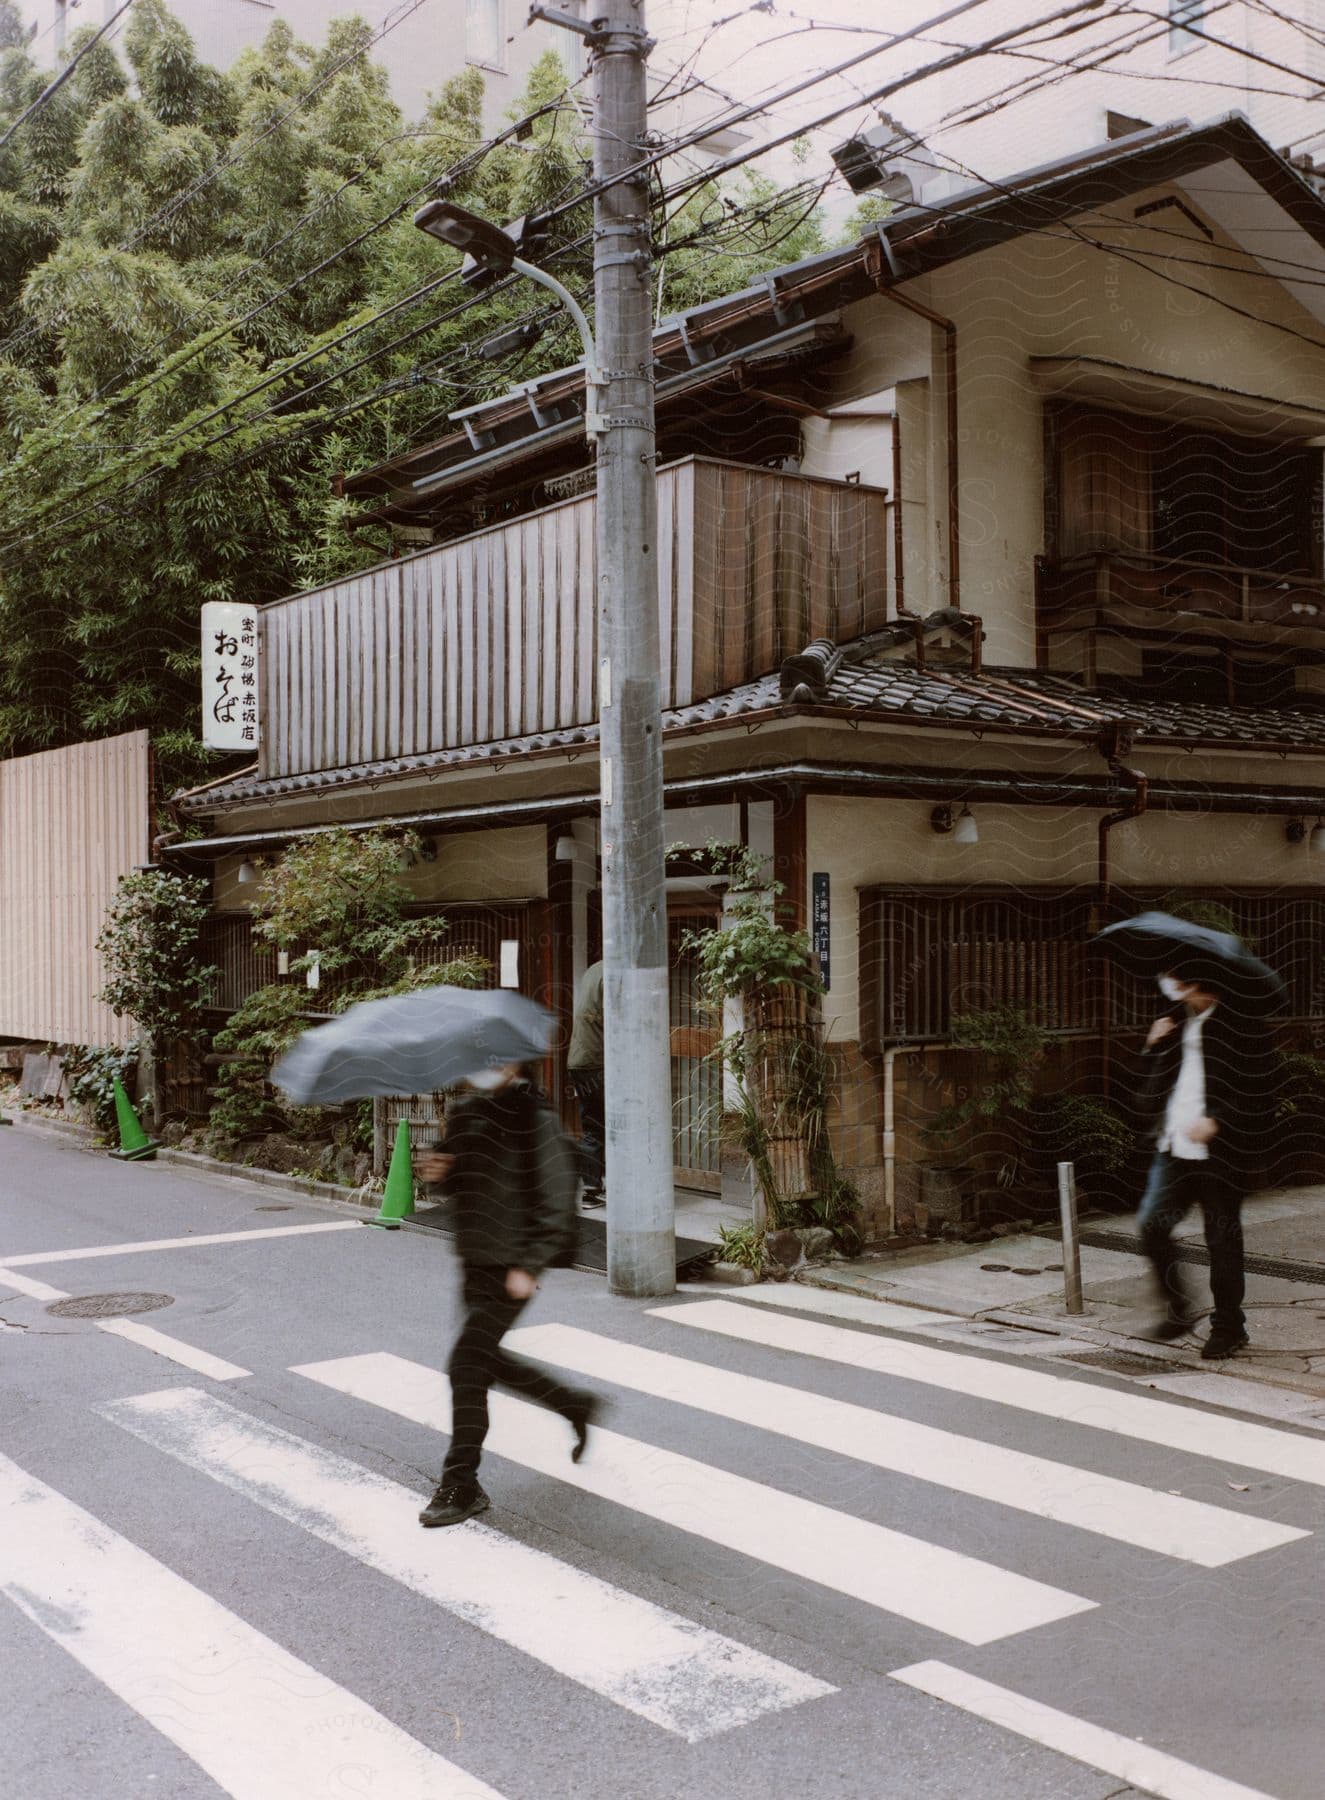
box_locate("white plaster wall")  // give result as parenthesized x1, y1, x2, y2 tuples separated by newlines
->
(807, 793, 1325, 1044)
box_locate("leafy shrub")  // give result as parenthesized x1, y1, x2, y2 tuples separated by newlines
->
(1029, 1093, 1136, 1177)
(716, 1222, 765, 1273)
(97, 869, 218, 1047)
(64, 1041, 140, 1138)
(207, 984, 311, 1146)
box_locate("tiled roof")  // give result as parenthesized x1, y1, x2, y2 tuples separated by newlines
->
(176, 639, 1325, 815)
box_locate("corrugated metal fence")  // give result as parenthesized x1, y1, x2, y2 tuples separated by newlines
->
(0, 730, 150, 1046)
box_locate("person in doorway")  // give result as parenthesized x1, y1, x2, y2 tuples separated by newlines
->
(1136, 971, 1275, 1360)
(567, 959, 606, 1207)
(414, 1062, 600, 1527)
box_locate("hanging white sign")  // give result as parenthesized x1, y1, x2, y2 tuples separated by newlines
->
(201, 602, 260, 751)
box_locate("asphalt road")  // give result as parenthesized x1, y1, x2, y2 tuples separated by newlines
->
(3, 1125, 1323, 1800)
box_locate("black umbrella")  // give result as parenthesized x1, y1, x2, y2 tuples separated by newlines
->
(1090, 911, 1287, 1014)
(271, 985, 556, 1104)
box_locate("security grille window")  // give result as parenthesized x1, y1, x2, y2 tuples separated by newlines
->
(1168, 0, 1207, 56)
(859, 887, 1325, 1048)
(465, 0, 504, 68)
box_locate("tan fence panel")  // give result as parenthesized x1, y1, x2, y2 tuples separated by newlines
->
(0, 730, 150, 1046)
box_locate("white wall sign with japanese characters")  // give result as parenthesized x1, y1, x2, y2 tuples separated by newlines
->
(201, 602, 260, 751)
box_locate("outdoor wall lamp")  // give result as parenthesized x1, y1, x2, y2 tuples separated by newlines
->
(554, 835, 577, 861)
(930, 802, 979, 844)
(1311, 818, 1325, 855)
(236, 859, 258, 884)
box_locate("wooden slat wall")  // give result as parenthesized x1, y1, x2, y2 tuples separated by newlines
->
(259, 458, 890, 779)
(0, 730, 150, 1046)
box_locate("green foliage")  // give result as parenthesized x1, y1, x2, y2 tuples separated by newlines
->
(97, 868, 218, 1045)
(1029, 1093, 1136, 1177)
(716, 1221, 766, 1273)
(249, 825, 454, 992)
(688, 845, 821, 1010)
(929, 1005, 1050, 1132)
(0, 15, 836, 790)
(63, 1040, 139, 1137)
(207, 981, 311, 1144)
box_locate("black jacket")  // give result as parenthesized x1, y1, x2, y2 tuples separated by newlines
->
(1141, 1003, 1279, 1189)
(433, 1082, 578, 1275)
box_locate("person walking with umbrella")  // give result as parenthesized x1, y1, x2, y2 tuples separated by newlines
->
(1093, 913, 1283, 1360)
(413, 1060, 601, 1527)
(272, 987, 602, 1526)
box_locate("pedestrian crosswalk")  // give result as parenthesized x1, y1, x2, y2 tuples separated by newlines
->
(5, 1285, 1321, 1800)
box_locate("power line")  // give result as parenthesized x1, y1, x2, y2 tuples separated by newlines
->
(0, 0, 136, 158)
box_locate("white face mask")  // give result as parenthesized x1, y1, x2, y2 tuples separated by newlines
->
(1158, 976, 1190, 1002)
(467, 1068, 508, 1092)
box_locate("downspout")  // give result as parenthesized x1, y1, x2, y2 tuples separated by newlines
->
(889, 406, 929, 669)
(1095, 724, 1149, 1099)
(866, 237, 984, 673)
(883, 1043, 925, 1233)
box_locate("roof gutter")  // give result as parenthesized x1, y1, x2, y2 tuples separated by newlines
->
(161, 760, 1325, 860)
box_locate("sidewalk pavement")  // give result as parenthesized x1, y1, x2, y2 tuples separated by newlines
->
(795, 1184, 1325, 1400)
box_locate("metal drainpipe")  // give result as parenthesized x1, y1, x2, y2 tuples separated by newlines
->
(867, 248, 985, 673)
(1095, 762, 1149, 1099)
(883, 1043, 925, 1233)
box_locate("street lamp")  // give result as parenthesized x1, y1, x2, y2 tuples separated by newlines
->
(413, 202, 600, 416)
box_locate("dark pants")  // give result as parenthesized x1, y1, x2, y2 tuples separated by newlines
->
(1137, 1151, 1246, 1335)
(442, 1264, 586, 1487)
(569, 1067, 606, 1192)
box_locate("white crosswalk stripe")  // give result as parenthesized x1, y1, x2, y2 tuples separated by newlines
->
(654, 1298, 1325, 1487)
(292, 1349, 1097, 1645)
(891, 1662, 1277, 1800)
(0, 1450, 504, 1800)
(505, 1322, 1307, 1566)
(101, 1384, 833, 1741)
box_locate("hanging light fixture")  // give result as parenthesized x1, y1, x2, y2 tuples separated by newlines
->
(953, 803, 979, 845)
(1310, 817, 1325, 855)
(554, 835, 577, 862)
(236, 859, 258, 885)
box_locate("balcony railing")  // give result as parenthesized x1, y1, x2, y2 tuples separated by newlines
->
(259, 457, 891, 781)
(1038, 550, 1325, 641)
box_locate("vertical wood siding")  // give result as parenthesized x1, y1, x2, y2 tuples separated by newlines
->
(259, 458, 889, 779)
(0, 730, 150, 1046)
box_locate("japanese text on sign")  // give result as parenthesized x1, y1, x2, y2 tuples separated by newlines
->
(201, 602, 260, 751)
(812, 871, 830, 992)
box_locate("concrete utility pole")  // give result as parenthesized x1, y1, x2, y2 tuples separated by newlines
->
(589, 0, 675, 1297)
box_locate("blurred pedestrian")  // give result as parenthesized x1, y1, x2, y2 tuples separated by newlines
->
(414, 1061, 600, 1527)
(1136, 971, 1275, 1359)
(567, 959, 606, 1207)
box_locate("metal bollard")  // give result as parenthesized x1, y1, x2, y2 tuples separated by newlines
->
(1056, 1161, 1084, 1315)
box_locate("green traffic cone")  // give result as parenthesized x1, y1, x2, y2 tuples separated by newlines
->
(366, 1118, 415, 1229)
(110, 1075, 157, 1162)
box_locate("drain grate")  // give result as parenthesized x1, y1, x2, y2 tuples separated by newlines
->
(45, 1291, 174, 1320)
(254, 1204, 294, 1213)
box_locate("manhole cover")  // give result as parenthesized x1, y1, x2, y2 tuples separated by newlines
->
(45, 1292, 174, 1320)
(980, 1263, 1011, 1272)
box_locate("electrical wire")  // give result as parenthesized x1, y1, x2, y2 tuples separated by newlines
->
(0, 0, 136, 157)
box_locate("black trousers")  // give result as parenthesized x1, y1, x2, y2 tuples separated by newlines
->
(569, 1067, 606, 1191)
(1137, 1151, 1246, 1335)
(442, 1264, 586, 1487)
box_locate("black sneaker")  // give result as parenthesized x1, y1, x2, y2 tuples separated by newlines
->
(1201, 1328, 1250, 1361)
(419, 1482, 490, 1528)
(581, 1189, 606, 1209)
